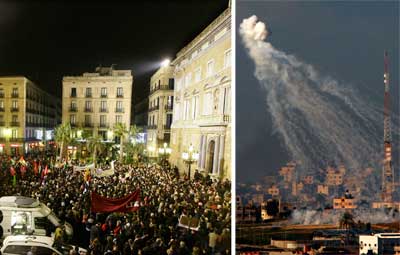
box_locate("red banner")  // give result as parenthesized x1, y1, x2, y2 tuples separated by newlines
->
(91, 190, 140, 213)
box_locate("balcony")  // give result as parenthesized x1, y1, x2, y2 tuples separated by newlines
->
(69, 107, 77, 112)
(115, 108, 124, 113)
(116, 94, 124, 98)
(85, 94, 92, 98)
(99, 108, 108, 113)
(10, 108, 19, 112)
(149, 105, 159, 112)
(70, 93, 77, 98)
(100, 94, 107, 98)
(0, 93, 4, 98)
(150, 84, 173, 95)
(0, 121, 4, 126)
(11, 93, 19, 98)
(70, 123, 78, 128)
(99, 123, 109, 128)
(163, 125, 171, 130)
(165, 105, 173, 111)
(0, 108, 4, 112)
(84, 122, 93, 128)
(147, 125, 157, 130)
(10, 122, 20, 127)
(84, 108, 93, 113)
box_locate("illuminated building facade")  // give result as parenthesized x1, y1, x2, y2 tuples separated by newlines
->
(0, 77, 60, 155)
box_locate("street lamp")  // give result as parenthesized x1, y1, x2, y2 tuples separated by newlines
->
(161, 58, 170, 67)
(181, 143, 199, 179)
(158, 142, 171, 167)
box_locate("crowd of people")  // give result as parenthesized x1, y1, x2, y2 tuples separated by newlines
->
(0, 154, 231, 255)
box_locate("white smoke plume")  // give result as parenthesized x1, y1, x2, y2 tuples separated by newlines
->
(290, 208, 398, 225)
(239, 15, 400, 200)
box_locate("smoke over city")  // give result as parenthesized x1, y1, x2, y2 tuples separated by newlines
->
(239, 16, 399, 197)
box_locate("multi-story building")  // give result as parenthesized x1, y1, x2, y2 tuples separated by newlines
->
(169, 6, 231, 179)
(333, 197, 357, 209)
(0, 77, 60, 155)
(279, 162, 296, 183)
(359, 233, 400, 255)
(326, 166, 344, 186)
(147, 64, 174, 155)
(62, 66, 133, 141)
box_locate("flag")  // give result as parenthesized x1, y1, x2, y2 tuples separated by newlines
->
(91, 190, 140, 213)
(20, 165, 26, 177)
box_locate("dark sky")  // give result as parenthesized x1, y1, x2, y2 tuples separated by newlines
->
(0, 0, 228, 102)
(237, 1, 399, 183)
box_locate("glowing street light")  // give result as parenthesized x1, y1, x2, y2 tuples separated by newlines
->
(161, 58, 170, 67)
(181, 143, 199, 179)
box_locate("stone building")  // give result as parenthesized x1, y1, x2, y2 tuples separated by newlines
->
(147, 64, 174, 156)
(0, 76, 60, 155)
(62, 66, 133, 141)
(169, 6, 231, 179)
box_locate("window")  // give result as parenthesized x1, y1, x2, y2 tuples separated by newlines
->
(70, 88, 77, 97)
(12, 115, 17, 123)
(166, 114, 173, 128)
(117, 87, 123, 97)
(85, 87, 92, 97)
(70, 101, 77, 111)
(223, 87, 231, 114)
(116, 101, 123, 112)
(203, 92, 213, 115)
(12, 100, 18, 110)
(115, 115, 122, 124)
(101, 87, 107, 97)
(224, 49, 232, 68)
(12, 88, 18, 97)
(100, 101, 107, 112)
(195, 68, 201, 82)
(192, 96, 199, 120)
(100, 115, 107, 127)
(12, 129, 17, 138)
(168, 78, 174, 89)
(70, 115, 76, 124)
(84, 115, 91, 126)
(0, 88, 4, 97)
(207, 60, 215, 77)
(85, 101, 92, 112)
(0, 100, 4, 109)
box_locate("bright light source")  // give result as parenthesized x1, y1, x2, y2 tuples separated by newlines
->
(161, 59, 170, 67)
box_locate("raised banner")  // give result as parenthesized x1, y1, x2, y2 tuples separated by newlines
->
(73, 163, 95, 172)
(91, 190, 140, 213)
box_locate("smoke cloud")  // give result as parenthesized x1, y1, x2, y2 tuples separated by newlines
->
(239, 16, 399, 200)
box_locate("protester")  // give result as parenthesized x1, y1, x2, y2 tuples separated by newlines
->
(0, 154, 231, 255)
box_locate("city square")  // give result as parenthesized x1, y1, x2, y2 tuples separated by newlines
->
(0, 1, 231, 254)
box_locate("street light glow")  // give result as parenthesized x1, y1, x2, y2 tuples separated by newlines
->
(161, 58, 170, 67)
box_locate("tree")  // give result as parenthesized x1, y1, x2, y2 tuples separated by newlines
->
(87, 135, 105, 167)
(113, 123, 129, 162)
(340, 212, 355, 230)
(54, 123, 72, 161)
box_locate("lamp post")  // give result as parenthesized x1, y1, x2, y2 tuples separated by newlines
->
(158, 142, 171, 168)
(181, 143, 199, 179)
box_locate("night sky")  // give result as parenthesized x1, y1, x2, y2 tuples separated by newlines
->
(237, 1, 399, 183)
(0, 0, 228, 102)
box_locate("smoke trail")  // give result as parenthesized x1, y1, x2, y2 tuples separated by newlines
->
(239, 16, 396, 191)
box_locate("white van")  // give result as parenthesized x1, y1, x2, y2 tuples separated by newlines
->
(0, 235, 87, 255)
(0, 196, 73, 239)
